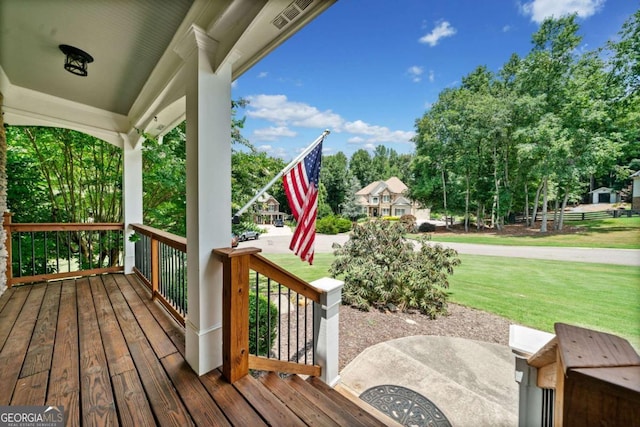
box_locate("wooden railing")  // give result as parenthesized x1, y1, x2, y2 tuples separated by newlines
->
(3, 213, 124, 287)
(214, 247, 342, 385)
(130, 223, 187, 326)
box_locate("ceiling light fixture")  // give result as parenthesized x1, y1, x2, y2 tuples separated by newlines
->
(59, 44, 93, 77)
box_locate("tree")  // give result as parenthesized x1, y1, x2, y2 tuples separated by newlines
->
(330, 220, 460, 318)
(340, 174, 364, 221)
(349, 149, 374, 187)
(321, 152, 349, 214)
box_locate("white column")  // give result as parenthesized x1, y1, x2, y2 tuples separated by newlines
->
(312, 277, 344, 387)
(121, 131, 144, 274)
(182, 27, 232, 375)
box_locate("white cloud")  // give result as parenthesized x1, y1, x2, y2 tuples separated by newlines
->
(246, 94, 342, 128)
(428, 70, 435, 83)
(252, 126, 297, 141)
(257, 144, 289, 159)
(343, 120, 415, 144)
(407, 66, 424, 82)
(419, 21, 457, 47)
(502, 25, 512, 32)
(347, 136, 365, 144)
(521, 0, 605, 23)
(245, 94, 414, 145)
(257, 71, 268, 78)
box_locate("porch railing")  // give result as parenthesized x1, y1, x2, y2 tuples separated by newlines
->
(214, 247, 343, 385)
(130, 223, 187, 326)
(3, 212, 124, 287)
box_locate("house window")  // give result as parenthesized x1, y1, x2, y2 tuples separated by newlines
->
(372, 197, 379, 204)
(382, 208, 390, 216)
(383, 195, 390, 203)
(268, 204, 276, 212)
(395, 208, 405, 216)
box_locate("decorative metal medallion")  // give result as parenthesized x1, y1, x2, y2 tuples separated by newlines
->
(360, 384, 452, 427)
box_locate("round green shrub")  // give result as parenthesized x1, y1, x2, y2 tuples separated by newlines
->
(418, 222, 436, 233)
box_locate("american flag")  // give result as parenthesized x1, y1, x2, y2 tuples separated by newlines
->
(283, 141, 323, 264)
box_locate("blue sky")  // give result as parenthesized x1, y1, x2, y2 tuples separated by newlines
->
(231, 0, 637, 161)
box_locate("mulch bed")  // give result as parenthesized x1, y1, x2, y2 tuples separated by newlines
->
(338, 303, 513, 370)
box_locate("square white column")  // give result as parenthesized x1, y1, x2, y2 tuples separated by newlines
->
(122, 132, 143, 274)
(183, 33, 232, 375)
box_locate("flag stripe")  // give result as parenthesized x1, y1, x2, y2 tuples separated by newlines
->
(283, 140, 323, 264)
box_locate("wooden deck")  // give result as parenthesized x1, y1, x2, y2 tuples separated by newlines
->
(0, 274, 388, 426)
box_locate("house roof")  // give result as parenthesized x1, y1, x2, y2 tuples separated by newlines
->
(0, 0, 337, 146)
(588, 187, 618, 194)
(355, 177, 408, 196)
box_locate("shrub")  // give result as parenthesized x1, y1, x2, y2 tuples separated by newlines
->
(316, 215, 352, 234)
(249, 292, 279, 356)
(400, 214, 417, 232)
(418, 222, 436, 233)
(330, 220, 460, 318)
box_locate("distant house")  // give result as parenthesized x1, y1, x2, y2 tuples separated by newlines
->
(588, 187, 621, 204)
(631, 171, 640, 210)
(253, 193, 285, 224)
(355, 177, 430, 220)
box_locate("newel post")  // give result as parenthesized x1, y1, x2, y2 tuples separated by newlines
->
(214, 247, 261, 383)
(312, 277, 344, 387)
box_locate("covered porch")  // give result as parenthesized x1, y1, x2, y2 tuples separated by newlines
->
(0, 272, 387, 426)
(0, 0, 338, 377)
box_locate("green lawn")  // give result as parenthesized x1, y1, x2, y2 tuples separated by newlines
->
(419, 217, 640, 249)
(265, 252, 640, 348)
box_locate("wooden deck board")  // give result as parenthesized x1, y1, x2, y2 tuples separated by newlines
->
(0, 286, 30, 354)
(0, 274, 388, 426)
(20, 282, 61, 378)
(0, 284, 46, 405)
(77, 277, 119, 426)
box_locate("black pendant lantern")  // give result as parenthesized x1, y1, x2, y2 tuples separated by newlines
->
(59, 44, 93, 77)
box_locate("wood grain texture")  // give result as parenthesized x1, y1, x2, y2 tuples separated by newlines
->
(20, 282, 61, 378)
(47, 280, 80, 427)
(260, 372, 341, 427)
(0, 284, 45, 405)
(77, 278, 118, 426)
(199, 369, 268, 427)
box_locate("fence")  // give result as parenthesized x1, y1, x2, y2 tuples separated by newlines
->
(130, 223, 187, 325)
(3, 213, 123, 286)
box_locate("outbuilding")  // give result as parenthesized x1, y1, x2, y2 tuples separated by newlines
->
(588, 187, 621, 204)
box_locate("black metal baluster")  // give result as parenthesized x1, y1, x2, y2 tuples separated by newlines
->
(266, 278, 271, 359)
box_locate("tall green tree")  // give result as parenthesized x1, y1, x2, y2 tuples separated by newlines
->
(349, 149, 374, 187)
(321, 152, 349, 214)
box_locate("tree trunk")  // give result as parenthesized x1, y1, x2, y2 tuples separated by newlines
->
(464, 173, 470, 232)
(0, 93, 7, 293)
(540, 177, 548, 233)
(557, 189, 570, 231)
(530, 181, 544, 228)
(524, 181, 530, 226)
(441, 168, 449, 230)
(552, 189, 560, 230)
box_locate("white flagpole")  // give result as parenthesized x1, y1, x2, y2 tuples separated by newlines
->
(233, 129, 330, 220)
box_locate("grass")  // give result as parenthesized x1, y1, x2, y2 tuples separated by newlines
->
(419, 217, 640, 249)
(264, 251, 640, 349)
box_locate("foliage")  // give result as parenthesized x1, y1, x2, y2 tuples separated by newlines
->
(411, 15, 634, 233)
(418, 222, 436, 233)
(316, 215, 351, 234)
(330, 220, 460, 318)
(248, 292, 279, 356)
(340, 174, 364, 221)
(399, 214, 417, 232)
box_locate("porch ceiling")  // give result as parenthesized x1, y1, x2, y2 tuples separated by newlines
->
(0, 0, 336, 145)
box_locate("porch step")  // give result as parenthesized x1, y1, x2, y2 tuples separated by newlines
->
(281, 374, 389, 426)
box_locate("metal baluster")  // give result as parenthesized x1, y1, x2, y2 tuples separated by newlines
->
(266, 278, 272, 359)
(67, 231, 72, 272)
(278, 283, 282, 360)
(287, 287, 291, 361)
(17, 233, 23, 278)
(56, 231, 60, 272)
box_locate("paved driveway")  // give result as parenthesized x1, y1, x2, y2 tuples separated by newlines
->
(241, 225, 640, 266)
